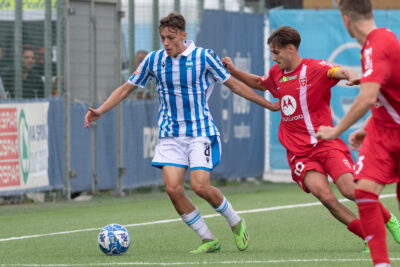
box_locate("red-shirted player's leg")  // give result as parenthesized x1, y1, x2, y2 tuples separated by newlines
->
(397, 183, 400, 212)
(380, 202, 392, 223)
(355, 180, 389, 266)
(346, 219, 364, 239)
(334, 166, 400, 246)
(333, 173, 364, 239)
(336, 172, 391, 223)
(304, 171, 360, 228)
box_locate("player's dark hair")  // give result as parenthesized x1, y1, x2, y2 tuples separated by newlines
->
(159, 12, 185, 32)
(267, 26, 301, 50)
(338, 0, 373, 20)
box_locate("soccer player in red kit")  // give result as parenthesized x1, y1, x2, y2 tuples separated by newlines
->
(223, 25, 400, 251)
(317, 0, 400, 266)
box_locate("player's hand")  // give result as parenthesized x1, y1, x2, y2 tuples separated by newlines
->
(316, 125, 339, 140)
(222, 57, 235, 72)
(346, 77, 361, 86)
(84, 107, 103, 128)
(348, 128, 366, 151)
(268, 100, 280, 111)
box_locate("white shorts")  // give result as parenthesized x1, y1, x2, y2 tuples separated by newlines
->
(152, 136, 222, 171)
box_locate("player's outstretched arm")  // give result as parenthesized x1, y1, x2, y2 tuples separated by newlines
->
(224, 77, 280, 111)
(316, 82, 379, 140)
(222, 57, 265, 91)
(330, 67, 360, 86)
(84, 82, 136, 128)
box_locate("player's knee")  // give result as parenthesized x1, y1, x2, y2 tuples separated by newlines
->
(336, 175, 356, 200)
(191, 183, 209, 198)
(318, 193, 339, 209)
(340, 188, 355, 200)
(165, 184, 184, 198)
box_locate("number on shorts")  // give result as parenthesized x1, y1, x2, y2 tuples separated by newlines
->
(294, 162, 305, 177)
(355, 155, 365, 175)
(204, 143, 210, 157)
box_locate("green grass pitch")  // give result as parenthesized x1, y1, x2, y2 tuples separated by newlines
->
(0, 181, 400, 266)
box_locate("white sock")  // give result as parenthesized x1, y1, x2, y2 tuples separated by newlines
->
(375, 264, 391, 267)
(181, 208, 214, 241)
(213, 196, 241, 227)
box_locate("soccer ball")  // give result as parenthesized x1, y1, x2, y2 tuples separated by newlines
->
(98, 223, 130, 255)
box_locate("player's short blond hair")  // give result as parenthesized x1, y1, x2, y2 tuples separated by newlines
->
(338, 0, 373, 21)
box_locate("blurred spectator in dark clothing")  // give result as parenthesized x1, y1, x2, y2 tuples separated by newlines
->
(33, 46, 57, 77)
(3, 44, 44, 99)
(0, 41, 8, 76)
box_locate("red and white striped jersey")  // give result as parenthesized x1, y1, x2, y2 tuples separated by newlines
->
(360, 28, 400, 128)
(260, 58, 340, 156)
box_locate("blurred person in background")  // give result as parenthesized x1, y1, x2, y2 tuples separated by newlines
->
(0, 41, 7, 99)
(133, 50, 153, 99)
(85, 12, 280, 254)
(317, 0, 400, 266)
(3, 44, 44, 99)
(0, 41, 7, 76)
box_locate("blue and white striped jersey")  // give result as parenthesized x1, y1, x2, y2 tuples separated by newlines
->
(128, 41, 231, 138)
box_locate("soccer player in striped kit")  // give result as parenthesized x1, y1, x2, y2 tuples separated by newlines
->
(223, 25, 400, 252)
(85, 13, 279, 253)
(317, 0, 400, 266)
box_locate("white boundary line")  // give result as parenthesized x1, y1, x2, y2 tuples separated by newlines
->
(2, 258, 400, 266)
(0, 193, 395, 243)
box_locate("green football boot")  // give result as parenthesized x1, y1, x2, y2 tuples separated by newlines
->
(386, 213, 400, 244)
(232, 219, 249, 251)
(189, 239, 220, 254)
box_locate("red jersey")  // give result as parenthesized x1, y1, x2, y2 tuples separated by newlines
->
(360, 28, 400, 128)
(260, 59, 339, 156)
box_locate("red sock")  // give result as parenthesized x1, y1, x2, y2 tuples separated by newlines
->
(355, 189, 390, 265)
(347, 219, 364, 239)
(397, 183, 400, 203)
(379, 202, 391, 223)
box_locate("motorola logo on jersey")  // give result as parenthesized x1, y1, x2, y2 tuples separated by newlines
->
(281, 95, 297, 116)
(282, 114, 304, 122)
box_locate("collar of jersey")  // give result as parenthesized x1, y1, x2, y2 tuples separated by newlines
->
(180, 40, 195, 57)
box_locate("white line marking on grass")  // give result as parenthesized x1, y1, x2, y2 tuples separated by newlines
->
(2, 258, 400, 266)
(0, 193, 395, 243)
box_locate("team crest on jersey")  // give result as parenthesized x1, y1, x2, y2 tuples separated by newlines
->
(299, 76, 307, 87)
(162, 61, 166, 69)
(279, 75, 297, 83)
(281, 95, 297, 116)
(186, 60, 193, 70)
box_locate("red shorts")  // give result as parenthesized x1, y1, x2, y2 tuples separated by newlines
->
(354, 119, 400, 184)
(287, 139, 354, 193)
